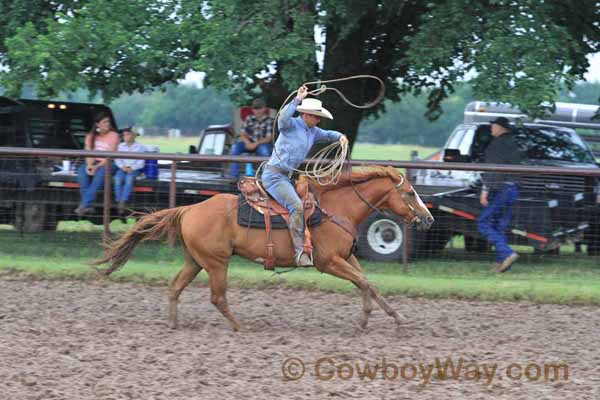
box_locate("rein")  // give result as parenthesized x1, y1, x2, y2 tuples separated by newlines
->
(349, 175, 419, 224)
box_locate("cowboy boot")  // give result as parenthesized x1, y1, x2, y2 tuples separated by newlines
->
(289, 212, 313, 267)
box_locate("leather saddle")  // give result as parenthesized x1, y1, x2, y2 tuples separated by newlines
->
(237, 176, 317, 270)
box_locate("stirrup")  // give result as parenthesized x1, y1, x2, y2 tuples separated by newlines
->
(294, 251, 314, 267)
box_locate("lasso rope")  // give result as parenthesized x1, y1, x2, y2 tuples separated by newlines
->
(262, 75, 385, 186)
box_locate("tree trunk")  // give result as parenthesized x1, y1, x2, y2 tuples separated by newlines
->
(319, 14, 381, 154)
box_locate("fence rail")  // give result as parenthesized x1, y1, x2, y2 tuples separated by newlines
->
(1, 146, 599, 268)
(2, 146, 600, 176)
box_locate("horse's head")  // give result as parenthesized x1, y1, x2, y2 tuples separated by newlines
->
(310, 166, 434, 230)
(380, 171, 434, 231)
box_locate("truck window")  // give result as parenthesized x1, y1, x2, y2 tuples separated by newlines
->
(27, 116, 87, 149)
(199, 132, 226, 155)
(458, 128, 476, 156)
(514, 127, 596, 164)
(470, 125, 493, 162)
(446, 128, 466, 150)
(0, 114, 16, 146)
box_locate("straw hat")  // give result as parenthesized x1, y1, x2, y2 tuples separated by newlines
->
(297, 98, 333, 120)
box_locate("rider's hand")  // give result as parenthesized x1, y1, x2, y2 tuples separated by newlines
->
(245, 142, 258, 151)
(339, 135, 348, 146)
(480, 191, 489, 207)
(296, 85, 308, 102)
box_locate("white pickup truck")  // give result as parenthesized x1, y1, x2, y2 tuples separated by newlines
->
(355, 101, 600, 261)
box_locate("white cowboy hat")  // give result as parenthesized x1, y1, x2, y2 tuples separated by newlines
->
(296, 98, 333, 120)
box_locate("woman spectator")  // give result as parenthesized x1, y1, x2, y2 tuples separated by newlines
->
(75, 113, 119, 216)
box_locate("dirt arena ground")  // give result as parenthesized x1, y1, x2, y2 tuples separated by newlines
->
(0, 273, 599, 399)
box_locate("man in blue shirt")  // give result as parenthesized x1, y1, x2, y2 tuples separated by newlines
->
(262, 85, 348, 266)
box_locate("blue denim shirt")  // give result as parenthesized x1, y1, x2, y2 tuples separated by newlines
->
(266, 98, 342, 172)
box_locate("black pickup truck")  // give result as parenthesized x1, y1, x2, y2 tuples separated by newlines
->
(354, 101, 600, 261)
(0, 97, 238, 232)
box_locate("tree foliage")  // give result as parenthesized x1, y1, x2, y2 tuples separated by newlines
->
(110, 85, 233, 133)
(97, 81, 599, 147)
(0, 1, 599, 147)
(403, 0, 600, 118)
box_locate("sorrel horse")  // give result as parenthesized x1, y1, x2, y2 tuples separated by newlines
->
(92, 166, 434, 331)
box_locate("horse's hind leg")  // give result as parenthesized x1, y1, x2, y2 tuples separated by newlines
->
(168, 250, 202, 329)
(205, 262, 240, 332)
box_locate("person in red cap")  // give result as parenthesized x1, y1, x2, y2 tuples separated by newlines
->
(228, 98, 274, 178)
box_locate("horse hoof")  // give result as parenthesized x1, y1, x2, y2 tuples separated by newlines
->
(168, 321, 178, 330)
(358, 319, 369, 330)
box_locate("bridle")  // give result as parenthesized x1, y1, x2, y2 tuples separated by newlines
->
(350, 175, 419, 224)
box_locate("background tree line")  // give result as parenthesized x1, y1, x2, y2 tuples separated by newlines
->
(54, 81, 594, 147)
(7, 78, 599, 147)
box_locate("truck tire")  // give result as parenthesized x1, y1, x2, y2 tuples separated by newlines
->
(14, 203, 57, 233)
(356, 213, 407, 262)
(411, 228, 452, 257)
(587, 220, 600, 257)
(43, 205, 58, 231)
(464, 235, 491, 253)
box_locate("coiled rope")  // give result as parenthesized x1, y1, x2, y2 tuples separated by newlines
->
(259, 75, 385, 186)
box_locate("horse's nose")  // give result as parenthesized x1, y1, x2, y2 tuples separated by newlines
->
(426, 215, 435, 226)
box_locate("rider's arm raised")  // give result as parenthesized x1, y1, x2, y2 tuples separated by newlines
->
(277, 98, 299, 133)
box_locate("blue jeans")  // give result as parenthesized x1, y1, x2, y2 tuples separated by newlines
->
(477, 184, 519, 263)
(262, 168, 304, 254)
(77, 163, 116, 207)
(228, 141, 272, 178)
(114, 168, 142, 202)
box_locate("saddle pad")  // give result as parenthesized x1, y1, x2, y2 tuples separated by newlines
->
(237, 195, 322, 229)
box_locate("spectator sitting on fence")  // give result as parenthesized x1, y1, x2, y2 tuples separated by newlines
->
(75, 112, 119, 216)
(227, 98, 274, 178)
(114, 127, 145, 215)
(477, 117, 524, 273)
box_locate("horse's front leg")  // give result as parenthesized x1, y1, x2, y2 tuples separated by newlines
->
(346, 255, 374, 329)
(320, 255, 406, 328)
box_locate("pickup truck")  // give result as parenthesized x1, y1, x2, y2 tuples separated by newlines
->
(355, 101, 600, 260)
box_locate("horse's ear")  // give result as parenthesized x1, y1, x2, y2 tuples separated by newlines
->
(389, 166, 403, 182)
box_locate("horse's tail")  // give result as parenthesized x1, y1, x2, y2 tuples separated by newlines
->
(90, 206, 189, 276)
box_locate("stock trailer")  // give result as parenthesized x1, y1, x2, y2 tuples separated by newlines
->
(0, 97, 237, 231)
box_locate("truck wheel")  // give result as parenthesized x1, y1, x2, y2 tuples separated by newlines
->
(587, 221, 600, 257)
(464, 236, 491, 253)
(43, 205, 58, 231)
(356, 213, 407, 262)
(411, 228, 452, 257)
(14, 203, 51, 233)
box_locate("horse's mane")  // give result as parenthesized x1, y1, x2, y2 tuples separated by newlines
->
(303, 165, 404, 193)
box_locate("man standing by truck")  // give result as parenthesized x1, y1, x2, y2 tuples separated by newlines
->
(477, 117, 523, 273)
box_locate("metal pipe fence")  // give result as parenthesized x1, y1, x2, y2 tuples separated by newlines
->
(1, 146, 599, 269)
